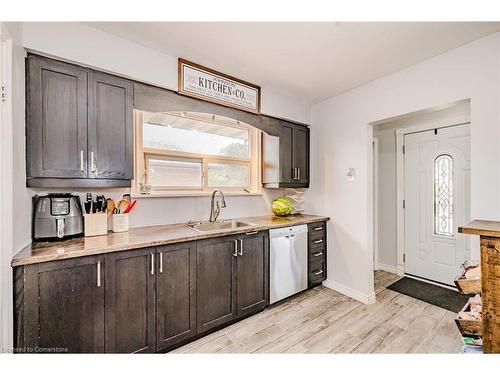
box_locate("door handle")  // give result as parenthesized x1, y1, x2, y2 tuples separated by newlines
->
(232, 240, 238, 257)
(80, 150, 84, 172)
(97, 261, 101, 287)
(159, 252, 163, 273)
(297, 168, 301, 180)
(151, 253, 155, 275)
(292, 168, 296, 180)
(239, 239, 243, 256)
(91, 151, 96, 174)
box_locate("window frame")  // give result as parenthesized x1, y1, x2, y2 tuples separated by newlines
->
(133, 110, 262, 196)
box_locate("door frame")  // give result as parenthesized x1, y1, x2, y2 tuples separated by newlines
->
(0, 23, 13, 351)
(372, 137, 379, 270)
(395, 115, 471, 278)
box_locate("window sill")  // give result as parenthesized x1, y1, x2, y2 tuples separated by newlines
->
(131, 191, 264, 199)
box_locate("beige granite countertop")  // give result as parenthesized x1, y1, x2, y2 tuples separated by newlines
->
(12, 214, 329, 266)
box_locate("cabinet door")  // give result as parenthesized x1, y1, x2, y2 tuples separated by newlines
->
(88, 71, 133, 180)
(26, 55, 88, 179)
(157, 242, 197, 351)
(105, 248, 156, 353)
(292, 126, 309, 185)
(279, 124, 294, 184)
(22, 256, 104, 353)
(236, 231, 269, 318)
(196, 236, 238, 333)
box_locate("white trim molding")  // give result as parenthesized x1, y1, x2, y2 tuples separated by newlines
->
(323, 279, 376, 305)
(376, 263, 398, 274)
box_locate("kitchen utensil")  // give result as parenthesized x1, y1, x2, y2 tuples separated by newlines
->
(123, 193, 131, 202)
(118, 199, 129, 214)
(106, 198, 116, 213)
(123, 200, 137, 214)
(84, 193, 92, 214)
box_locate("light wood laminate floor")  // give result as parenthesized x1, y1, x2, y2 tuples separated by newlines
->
(172, 271, 462, 353)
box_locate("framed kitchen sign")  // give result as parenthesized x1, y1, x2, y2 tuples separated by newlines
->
(178, 58, 261, 114)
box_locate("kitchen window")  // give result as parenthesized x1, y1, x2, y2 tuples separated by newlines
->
(134, 110, 261, 195)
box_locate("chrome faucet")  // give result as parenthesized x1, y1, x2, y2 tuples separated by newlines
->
(209, 190, 226, 222)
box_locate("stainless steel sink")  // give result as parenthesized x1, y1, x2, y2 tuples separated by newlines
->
(188, 220, 254, 232)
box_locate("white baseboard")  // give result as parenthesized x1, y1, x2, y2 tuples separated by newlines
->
(323, 279, 376, 305)
(376, 263, 398, 274)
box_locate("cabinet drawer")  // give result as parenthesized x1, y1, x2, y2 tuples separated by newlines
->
(308, 247, 325, 262)
(309, 230, 326, 248)
(308, 222, 326, 233)
(308, 259, 326, 286)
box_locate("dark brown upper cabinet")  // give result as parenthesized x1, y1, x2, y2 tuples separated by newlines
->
(26, 54, 133, 188)
(15, 255, 105, 353)
(262, 122, 310, 188)
(88, 72, 133, 180)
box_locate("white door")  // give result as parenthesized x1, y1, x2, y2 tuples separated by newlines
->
(404, 124, 471, 286)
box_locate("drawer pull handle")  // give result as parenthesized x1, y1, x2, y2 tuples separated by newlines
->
(97, 261, 101, 287)
(313, 252, 323, 257)
(314, 226, 323, 231)
(313, 270, 323, 276)
(313, 239, 324, 244)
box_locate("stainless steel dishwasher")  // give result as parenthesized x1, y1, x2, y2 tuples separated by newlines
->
(269, 224, 308, 304)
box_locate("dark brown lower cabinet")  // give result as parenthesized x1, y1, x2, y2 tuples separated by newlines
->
(196, 231, 269, 333)
(236, 232, 269, 318)
(156, 242, 197, 350)
(14, 232, 270, 353)
(196, 236, 238, 333)
(15, 255, 105, 353)
(105, 248, 156, 353)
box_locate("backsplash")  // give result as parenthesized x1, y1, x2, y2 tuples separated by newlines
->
(28, 188, 287, 229)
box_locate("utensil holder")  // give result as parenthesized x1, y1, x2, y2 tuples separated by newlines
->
(112, 214, 129, 233)
(84, 213, 108, 237)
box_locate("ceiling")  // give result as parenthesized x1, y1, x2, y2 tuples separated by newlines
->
(86, 22, 500, 104)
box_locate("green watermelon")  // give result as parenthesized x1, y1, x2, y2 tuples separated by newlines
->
(272, 197, 293, 216)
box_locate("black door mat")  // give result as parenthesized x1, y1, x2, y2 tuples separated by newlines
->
(387, 277, 469, 313)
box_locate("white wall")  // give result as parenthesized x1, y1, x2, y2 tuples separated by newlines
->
(14, 22, 311, 238)
(305, 33, 500, 301)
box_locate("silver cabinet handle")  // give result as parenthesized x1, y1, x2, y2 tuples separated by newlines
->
(313, 270, 323, 276)
(91, 151, 96, 174)
(245, 230, 258, 235)
(97, 261, 101, 287)
(313, 239, 324, 244)
(151, 253, 155, 275)
(313, 252, 323, 257)
(292, 168, 296, 180)
(239, 239, 243, 256)
(297, 168, 301, 180)
(232, 240, 238, 257)
(159, 252, 163, 274)
(80, 150, 84, 172)
(314, 226, 323, 231)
